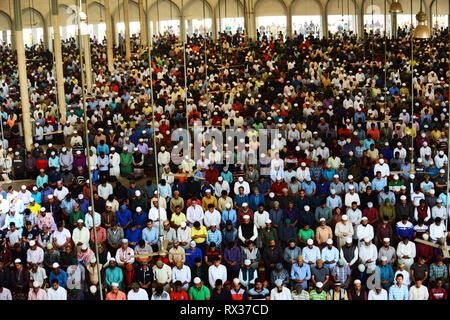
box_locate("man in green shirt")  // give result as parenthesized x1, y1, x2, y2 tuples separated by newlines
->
(189, 277, 210, 300)
(379, 198, 396, 225)
(69, 204, 85, 229)
(309, 282, 327, 300)
(298, 224, 315, 246)
(120, 147, 133, 177)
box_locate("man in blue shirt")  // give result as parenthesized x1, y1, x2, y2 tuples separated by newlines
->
(290, 255, 311, 289)
(126, 223, 142, 249)
(133, 207, 148, 230)
(378, 256, 394, 290)
(142, 220, 159, 251)
(117, 205, 132, 230)
(389, 274, 409, 300)
(207, 225, 222, 247)
(395, 216, 414, 240)
(49, 262, 68, 288)
(185, 241, 203, 267)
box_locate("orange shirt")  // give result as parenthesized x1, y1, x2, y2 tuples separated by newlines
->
(106, 291, 127, 300)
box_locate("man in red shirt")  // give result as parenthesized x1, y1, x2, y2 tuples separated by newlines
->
(429, 278, 448, 300)
(170, 281, 189, 300)
(271, 177, 287, 196)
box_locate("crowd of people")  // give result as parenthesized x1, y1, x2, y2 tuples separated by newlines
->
(0, 25, 448, 301)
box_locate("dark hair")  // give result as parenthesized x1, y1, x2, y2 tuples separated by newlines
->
(155, 286, 164, 294)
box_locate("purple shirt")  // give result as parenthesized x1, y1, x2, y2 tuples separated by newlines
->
(283, 207, 300, 224)
(137, 143, 149, 154)
(73, 155, 87, 172)
(224, 246, 241, 271)
(41, 188, 54, 202)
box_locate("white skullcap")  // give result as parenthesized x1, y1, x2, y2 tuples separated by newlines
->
(346, 237, 352, 243)
(316, 282, 323, 288)
(307, 239, 314, 245)
(304, 205, 310, 211)
(135, 190, 141, 196)
(342, 215, 348, 220)
(326, 239, 333, 244)
(193, 277, 201, 284)
(266, 219, 272, 224)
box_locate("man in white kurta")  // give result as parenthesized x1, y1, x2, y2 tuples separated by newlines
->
(47, 281, 67, 300)
(355, 217, 374, 247)
(127, 285, 149, 300)
(203, 208, 222, 229)
(334, 215, 354, 249)
(408, 281, 429, 300)
(208, 259, 227, 288)
(358, 238, 377, 273)
(186, 200, 205, 227)
(148, 201, 167, 231)
(396, 237, 416, 271)
(172, 261, 192, 291)
(109, 148, 121, 177)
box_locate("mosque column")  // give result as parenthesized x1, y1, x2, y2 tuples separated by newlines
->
(286, 5, 292, 39)
(1, 31, 6, 42)
(51, 0, 66, 124)
(42, 18, 49, 50)
(212, 6, 217, 41)
(391, 13, 397, 38)
(123, 0, 131, 60)
(322, 11, 328, 38)
(81, 0, 93, 92)
(104, 0, 114, 72)
(139, 0, 147, 46)
(13, 0, 33, 151)
(244, 0, 256, 41)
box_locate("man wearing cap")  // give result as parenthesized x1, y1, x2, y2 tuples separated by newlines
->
(431, 198, 446, 222)
(359, 238, 377, 273)
(106, 282, 127, 300)
(315, 218, 333, 248)
(309, 281, 327, 300)
(28, 280, 48, 300)
(189, 277, 211, 300)
(377, 256, 394, 291)
(115, 239, 135, 268)
(376, 237, 396, 265)
(355, 217, 374, 246)
(339, 237, 359, 269)
(270, 278, 292, 300)
(72, 220, 89, 251)
(321, 239, 339, 271)
(104, 257, 123, 291)
(334, 215, 354, 249)
(26, 240, 44, 267)
(49, 262, 67, 289)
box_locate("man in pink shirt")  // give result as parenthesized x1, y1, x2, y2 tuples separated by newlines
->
(28, 281, 47, 300)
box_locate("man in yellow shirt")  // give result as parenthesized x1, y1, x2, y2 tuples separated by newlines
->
(28, 198, 41, 216)
(170, 206, 187, 229)
(191, 221, 207, 252)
